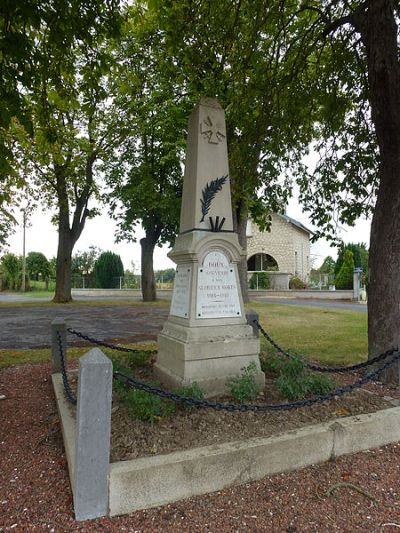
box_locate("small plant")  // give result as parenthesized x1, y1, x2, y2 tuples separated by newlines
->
(260, 350, 283, 375)
(173, 382, 205, 410)
(122, 386, 176, 423)
(127, 350, 154, 368)
(276, 357, 335, 400)
(289, 276, 307, 289)
(228, 362, 259, 403)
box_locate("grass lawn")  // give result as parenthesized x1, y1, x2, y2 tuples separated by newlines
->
(252, 301, 367, 366)
(0, 300, 367, 369)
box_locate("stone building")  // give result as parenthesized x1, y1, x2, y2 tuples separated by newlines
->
(246, 213, 312, 283)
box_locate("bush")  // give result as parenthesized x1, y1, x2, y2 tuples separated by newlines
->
(260, 350, 283, 375)
(249, 272, 271, 289)
(276, 357, 335, 400)
(173, 382, 205, 410)
(228, 362, 259, 402)
(0, 253, 22, 290)
(289, 276, 307, 289)
(94, 251, 124, 288)
(122, 387, 176, 423)
(335, 249, 354, 290)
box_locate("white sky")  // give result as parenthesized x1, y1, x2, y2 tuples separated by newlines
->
(6, 195, 371, 272)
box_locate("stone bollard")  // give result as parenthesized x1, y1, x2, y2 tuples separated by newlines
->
(246, 309, 260, 338)
(74, 348, 113, 521)
(51, 318, 67, 374)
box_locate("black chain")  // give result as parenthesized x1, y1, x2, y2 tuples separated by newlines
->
(255, 320, 397, 373)
(57, 331, 77, 405)
(113, 348, 400, 412)
(66, 328, 156, 355)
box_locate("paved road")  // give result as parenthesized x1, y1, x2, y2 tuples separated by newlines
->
(0, 303, 169, 349)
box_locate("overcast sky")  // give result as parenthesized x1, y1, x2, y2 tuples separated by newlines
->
(6, 193, 371, 273)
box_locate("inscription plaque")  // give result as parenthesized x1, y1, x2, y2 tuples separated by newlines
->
(170, 267, 191, 318)
(196, 250, 241, 318)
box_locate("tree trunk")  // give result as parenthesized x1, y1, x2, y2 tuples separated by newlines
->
(236, 215, 250, 303)
(233, 198, 250, 303)
(354, 1, 400, 381)
(140, 236, 157, 301)
(53, 215, 73, 303)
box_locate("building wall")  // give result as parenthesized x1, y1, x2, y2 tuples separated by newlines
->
(246, 214, 311, 280)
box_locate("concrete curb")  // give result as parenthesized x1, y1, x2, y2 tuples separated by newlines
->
(52, 376, 400, 517)
(52, 373, 76, 488)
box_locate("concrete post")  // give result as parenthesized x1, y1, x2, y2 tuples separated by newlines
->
(353, 267, 362, 302)
(51, 318, 66, 374)
(74, 348, 113, 521)
(246, 309, 260, 338)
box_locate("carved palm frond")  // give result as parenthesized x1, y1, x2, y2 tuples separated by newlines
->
(199, 175, 228, 222)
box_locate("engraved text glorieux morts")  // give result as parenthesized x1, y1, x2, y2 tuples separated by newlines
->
(196, 251, 241, 318)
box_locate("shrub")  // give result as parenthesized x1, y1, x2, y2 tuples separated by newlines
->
(173, 382, 205, 410)
(335, 249, 355, 290)
(276, 357, 335, 400)
(0, 253, 22, 290)
(289, 276, 307, 289)
(249, 272, 271, 289)
(122, 387, 176, 423)
(260, 350, 283, 375)
(228, 362, 259, 403)
(94, 251, 124, 288)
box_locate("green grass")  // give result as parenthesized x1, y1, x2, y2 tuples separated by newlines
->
(0, 342, 157, 369)
(14, 290, 54, 298)
(249, 301, 367, 366)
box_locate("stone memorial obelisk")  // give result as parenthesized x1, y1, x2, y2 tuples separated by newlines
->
(155, 97, 265, 396)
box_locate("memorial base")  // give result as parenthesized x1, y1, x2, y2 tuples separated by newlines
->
(155, 321, 265, 397)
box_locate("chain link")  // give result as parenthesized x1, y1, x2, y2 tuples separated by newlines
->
(255, 319, 397, 373)
(67, 328, 156, 355)
(57, 331, 77, 405)
(63, 324, 400, 411)
(114, 349, 400, 412)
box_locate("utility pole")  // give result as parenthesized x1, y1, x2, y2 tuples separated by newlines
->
(21, 208, 27, 292)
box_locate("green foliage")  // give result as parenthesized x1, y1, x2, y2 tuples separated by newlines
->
(173, 382, 205, 410)
(120, 386, 176, 423)
(1, 253, 22, 290)
(335, 250, 355, 290)
(126, 350, 154, 369)
(72, 246, 102, 275)
(289, 276, 307, 289)
(228, 362, 259, 403)
(155, 268, 176, 283)
(94, 251, 124, 288)
(335, 243, 368, 276)
(260, 350, 283, 375)
(26, 252, 49, 281)
(276, 358, 335, 401)
(249, 272, 271, 290)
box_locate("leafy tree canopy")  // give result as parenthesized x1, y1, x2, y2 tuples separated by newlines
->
(26, 251, 50, 281)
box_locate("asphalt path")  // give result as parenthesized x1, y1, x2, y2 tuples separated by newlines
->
(0, 303, 169, 349)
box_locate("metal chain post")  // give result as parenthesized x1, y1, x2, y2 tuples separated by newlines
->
(57, 331, 77, 405)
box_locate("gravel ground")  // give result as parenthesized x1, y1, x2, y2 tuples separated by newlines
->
(2, 363, 400, 532)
